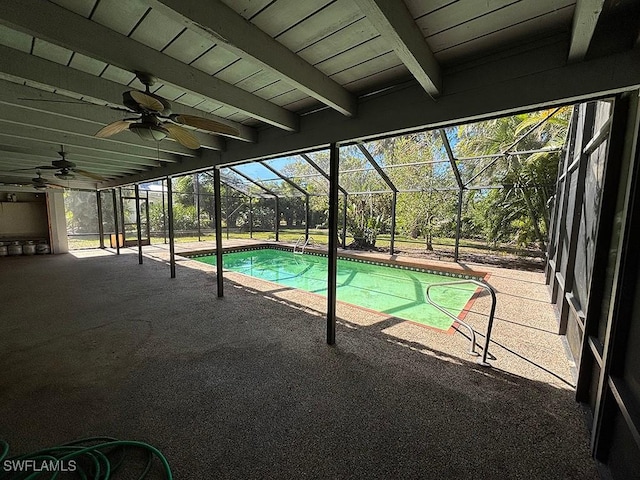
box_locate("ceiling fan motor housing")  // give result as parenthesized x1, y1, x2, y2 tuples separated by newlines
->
(52, 158, 75, 169)
(55, 169, 75, 180)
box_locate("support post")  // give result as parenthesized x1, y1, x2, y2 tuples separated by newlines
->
(342, 192, 348, 248)
(167, 177, 176, 278)
(135, 184, 143, 265)
(390, 191, 397, 254)
(145, 191, 150, 242)
(112, 189, 120, 255)
(275, 197, 279, 242)
(225, 184, 230, 240)
(96, 190, 104, 249)
(214, 168, 224, 297)
(118, 187, 125, 245)
(439, 129, 465, 263)
(305, 194, 310, 241)
(356, 143, 397, 253)
(162, 182, 167, 244)
(327, 143, 340, 345)
(195, 173, 201, 242)
(455, 188, 463, 262)
(249, 197, 253, 239)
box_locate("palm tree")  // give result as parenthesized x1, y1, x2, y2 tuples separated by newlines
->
(456, 107, 571, 249)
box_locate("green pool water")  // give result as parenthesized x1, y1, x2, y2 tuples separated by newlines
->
(195, 248, 478, 330)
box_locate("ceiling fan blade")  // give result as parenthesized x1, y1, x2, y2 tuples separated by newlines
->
(95, 120, 133, 138)
(35, 165, 58, 170)
(74, 169, 105, 181)
(170, 114, 240, 136)
(0, 179, 31, 186)
(164, 124, 200, 150)
(109, 105, 135, 113)
(10, 167, 43, 172)
(129, 90, 164, 112)
(18, 98, 89, 104)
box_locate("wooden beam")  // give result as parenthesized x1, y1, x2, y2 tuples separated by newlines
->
(354, 0, 441, 96)
(222, 42, 640, 164)
(0, 0, 298, 131)
(568, 0, 606, 62)
(101, 40, 640, 188)
(145, 0, 357, 117)
(99, 149, 222, 187)
(0, 45, 256, 144)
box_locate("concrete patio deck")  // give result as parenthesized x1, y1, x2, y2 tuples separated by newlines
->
(0, 244, 597, 479)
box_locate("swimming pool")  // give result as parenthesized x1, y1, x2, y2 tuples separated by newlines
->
(193, 248, 479, 330)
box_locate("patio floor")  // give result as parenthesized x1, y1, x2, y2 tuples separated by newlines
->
(0, 243, 598, 479)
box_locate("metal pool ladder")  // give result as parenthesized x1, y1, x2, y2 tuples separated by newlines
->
(293, 235, 315, 254)
(425, 279, 497, 367)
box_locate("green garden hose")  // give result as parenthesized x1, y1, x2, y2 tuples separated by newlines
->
(0, 437, 172, 479)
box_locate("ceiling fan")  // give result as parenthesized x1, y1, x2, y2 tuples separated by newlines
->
(0, 171, 65, 190)
(12, 147, 104, 181)
(95, 72, 239, 149)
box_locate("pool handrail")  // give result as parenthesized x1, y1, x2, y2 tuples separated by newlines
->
(293, 235, 305, 253)
(294, 235, 315, 254)
(425, 279, 497, 367)
(302, 236, 315, 253)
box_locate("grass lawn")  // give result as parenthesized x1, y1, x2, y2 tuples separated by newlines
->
(67, 229, 542, 261)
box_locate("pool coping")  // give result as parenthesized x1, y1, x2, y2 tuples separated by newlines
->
(180, 243, 491, 334)
(182, 243, 490, 280)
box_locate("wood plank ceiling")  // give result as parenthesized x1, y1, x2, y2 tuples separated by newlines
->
(0, 0, 637, 190)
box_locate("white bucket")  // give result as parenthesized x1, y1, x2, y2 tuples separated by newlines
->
(8, 242, 22, 256)
(36, 243, 50, 254)
(23, 241, 36, 255)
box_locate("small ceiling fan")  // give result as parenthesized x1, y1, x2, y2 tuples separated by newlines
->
(95, 72, 239, 149)
(0, 171, 65, 190)
(12, 146, 104, 181)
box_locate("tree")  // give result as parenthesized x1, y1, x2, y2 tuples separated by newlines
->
(369, 133, 457, 250)
(456, 108, 570, 249)
(64, 190, 98, 234)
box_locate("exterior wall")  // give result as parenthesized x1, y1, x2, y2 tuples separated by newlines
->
(546, 93, 640, 479)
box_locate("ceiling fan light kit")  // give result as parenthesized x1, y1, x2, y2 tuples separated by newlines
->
(129, 122, 169, 142)
(54, 171, 75, 180)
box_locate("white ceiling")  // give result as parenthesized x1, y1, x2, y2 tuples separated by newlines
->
(0, 0, 638, 190)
